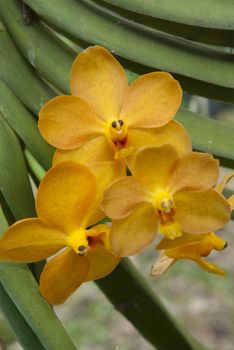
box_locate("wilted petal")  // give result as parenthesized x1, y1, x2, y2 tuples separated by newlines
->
(40, 249, 90, 304)
(39, 96, 104, 149)
(168, 152, 219, 193)
(101, 177, 149, 220)
(121, 72, 182, 128)
(70, 46, 128, 121)
(110, 203, 159, 256)
(174, 189, 230, 233)
(151, 252, 175, 277)
(36, 162, 96, 234)
(0, 218, 66, 262)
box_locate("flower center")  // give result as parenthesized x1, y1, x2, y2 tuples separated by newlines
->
(154, 191, 175, 215)
(153, 191, 182, 240)
(67, 228, 107, 256)
(67, 230, 89, 256)
(106, 119, 128, 150)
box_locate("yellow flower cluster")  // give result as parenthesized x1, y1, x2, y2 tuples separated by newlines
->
(0, 46, 233, 304)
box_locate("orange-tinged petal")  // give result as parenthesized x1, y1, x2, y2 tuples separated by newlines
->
(196, 258, 226, 276)
(87, 161, 126, 226)
(85, 244, 120, 282)
(164, 242, 226, 276)
(168, 152, 219, 194)
(53, 135, 114, 166)
(174, 189, 230, 233)
(157, 232, 226, 250)
(126, 120, 191, 167)
(228, 194, 234, 211)
(40, 249, 90, 304)
(151, 252, 175, 277)
(215, 172, 234, 193)
(121, 72, 182, 128)
(70, 46, 128, 121)
(101, 177, 149, 220)
(0, 218, 66, 262)
(165, 241, 213, 260)
(133, 145, 179, 192)
(110, 203, 159, 256)
(36, 162, 96, 234)
(39, 96, 104, 150)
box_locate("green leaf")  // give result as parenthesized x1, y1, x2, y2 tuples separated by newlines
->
(0, 114, 35, 219)
(24, 149, 46, 182)
(0, 0, 74, 94)
(0, 262, 77, 350)
(0, 80, 53, 170)
(102, 0, 234, 29)
(23, 0, 234, 89)
(0, 24, 54, 114)
(97, 1, 234, 48)
(97, 259, 206, 350)
(3, 0, 234, 105)
(0, 282, 44, 350)
(176, 108, 234, 168)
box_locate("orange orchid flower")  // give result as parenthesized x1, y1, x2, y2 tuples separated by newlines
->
(151, 232, 227, 277)
(151, 171, 234, 277)
(101, 145, 230, 257)
(38, 46, 191, 168)
(0, 162, 120, 304)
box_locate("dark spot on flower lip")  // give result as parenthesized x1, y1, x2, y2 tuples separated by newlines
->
(111, 121, 117, 128)
(78, 245, 86, 252)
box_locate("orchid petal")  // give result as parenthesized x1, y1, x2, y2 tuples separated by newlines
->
(101, 177, 149, 220)
(133, 145, 178, 192)
(40, 249, 90, 304)
(215, 172, 234, 193)
(127, 120, 191, 167)
(121, 72, 182, 128)
(0, 218, 66, 262)
(53, 135, 114, 166)
(110, 203, 159, 256)
(39, 96, 104, 149)
(36, 162, 96, 234)
(228, 194, 234, 211)
(174, 189, 230, 233)
(85, 244, 120, 281)
(196, 258, 226, 276)
(168, 152, 219, 193)
(70, 46, 128, 121)
(87, 161, 126, 226)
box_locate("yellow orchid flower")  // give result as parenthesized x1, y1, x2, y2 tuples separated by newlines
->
(38, 45, 191, 168)
(101, 145, 230, 256)
(0, 162, 120, 305)
(150, 171, 234, 277)
(151, 232, 227, 277)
